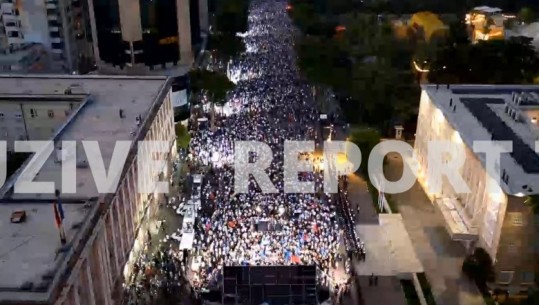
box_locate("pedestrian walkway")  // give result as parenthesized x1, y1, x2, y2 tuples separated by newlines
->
(347, 174, 379, 224)
(358, 276, 406, 305)
(355, 214, 423, 276)
(384, 152, 484, 305)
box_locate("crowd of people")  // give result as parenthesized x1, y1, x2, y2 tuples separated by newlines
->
(126, 0, 366, 303)
(186, 0, 359, 293)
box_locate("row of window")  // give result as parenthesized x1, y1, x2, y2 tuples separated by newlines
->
(1, 127, 56, 139)
(0, 109, 71, 119)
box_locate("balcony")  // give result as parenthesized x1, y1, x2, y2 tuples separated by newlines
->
(46, 3, 57, 9)
(51, 48, 63, 54)
(49, 26, 60, 32)
(47, 15, 58, 21)
(51, 37, 63, 43)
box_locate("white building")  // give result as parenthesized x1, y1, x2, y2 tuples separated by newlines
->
(414, 84, 538, 292)
(0, 74, 177, 305)
(0, 0, 93, 72)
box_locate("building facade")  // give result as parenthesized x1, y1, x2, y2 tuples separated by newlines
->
(414, 84, 538, 293)
(0, 75, 177, 305)
(0, 0, 93, 73)
(87, 0, 208, 74)
(0, 94, 82, 150)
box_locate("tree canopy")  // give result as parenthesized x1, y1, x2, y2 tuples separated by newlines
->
(215, 0, 249, 35)
(209, 33, 246, 61)
(349, 128, 381, 174)
(175, 123, 191, 150)
(525, 195, 539, 214)
(462, 247, 495, 289)
(428, 37, 539, 84)
(289, 0, 539, 16)
(189, 69, 236, 106)
(519, 7, 536, 24)
(295, 12, 420, 131)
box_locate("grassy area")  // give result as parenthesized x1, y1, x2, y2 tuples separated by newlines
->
(417, 273, 437, 305)
(401, 279, 421, 305)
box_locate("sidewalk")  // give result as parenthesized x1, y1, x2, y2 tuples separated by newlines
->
(384, 152, 485, 305)
(347, 174, 379, 225)
(331, 124, 379, 225)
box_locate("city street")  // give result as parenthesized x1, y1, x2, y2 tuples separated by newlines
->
(128, 0, 364, 304)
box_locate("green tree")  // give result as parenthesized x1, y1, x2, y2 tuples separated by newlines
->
(346, 15, 418, 115)
(520, 7, 536, 24)
(525, 195, 539, 214)
(447, 20, 470, 46)
(432, 37, 539, 84)
(175, 123, 191, 150)
(325, 0, 354, 15)
(215, 0, 249, 35)
(349, 128, 381, 175)
(208, 33, 246, 72)
(189, 69, 236, 130)
(295, 13, 420, 131)
(462, 247, 495, 289)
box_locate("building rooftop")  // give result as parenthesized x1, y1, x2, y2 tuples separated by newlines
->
(0, 201, 93, 291)
(0, 74, 172, 302)
(0, 74, 170, 200)
(423, 84, 539, 196)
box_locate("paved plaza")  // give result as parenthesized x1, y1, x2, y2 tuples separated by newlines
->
(384, 151, 485, 305)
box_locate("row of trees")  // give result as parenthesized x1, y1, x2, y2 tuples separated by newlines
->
(182, 0, 249, 135)
(293, 9, 420, 132)
(290, 0, 539, 17)
(427, 37, 539, 84)
(215, 0, 249, 35)
(411, 18, 539, 85)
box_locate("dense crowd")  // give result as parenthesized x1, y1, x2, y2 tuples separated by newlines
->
(187, 0, 353, 291)
(126, 0, 365, 304)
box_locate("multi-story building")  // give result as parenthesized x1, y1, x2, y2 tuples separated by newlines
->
(0, 0, 93, 73)
(414, 84, 538, 293)
(87, 0, 209, 74)
(0, 74, 176, 305)
(0, 89, 83, 150)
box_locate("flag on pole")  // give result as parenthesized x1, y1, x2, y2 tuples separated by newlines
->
(54, 190, 67, 244)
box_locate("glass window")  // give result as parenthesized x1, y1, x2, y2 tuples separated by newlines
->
(30, 108, 37, 118)
(48, 110, 54, 118)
